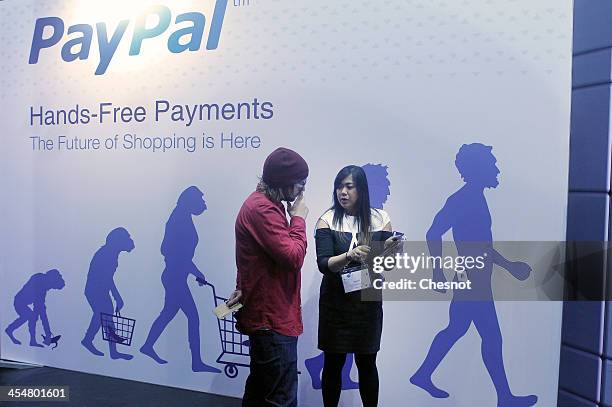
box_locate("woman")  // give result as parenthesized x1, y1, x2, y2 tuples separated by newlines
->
(315, 165, 398, 407)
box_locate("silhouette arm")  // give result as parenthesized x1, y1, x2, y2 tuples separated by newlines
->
(427, 201, 454, 287)
(33, 299, 52, 337)
(40, 310, 51, 337)
(426, 202, 454, 261)
(490, 247, 532, 280)
(110, 282, 124, 311)
(490, 248, 511, 269)
(188, 264, 207, 281)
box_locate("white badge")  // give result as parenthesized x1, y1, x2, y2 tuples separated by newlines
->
(341, 265, 372, 293)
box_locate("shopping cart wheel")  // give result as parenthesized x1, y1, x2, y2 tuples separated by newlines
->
(224, 364, 239, 378)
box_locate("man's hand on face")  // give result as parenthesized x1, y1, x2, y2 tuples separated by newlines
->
(287, 192, 309, 219)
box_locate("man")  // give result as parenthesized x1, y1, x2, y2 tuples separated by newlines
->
(410, 143, 537, 407)
(230, 147, 309, 407)
(5, 269, 65, 348)
(140, 186, 220, 373)
(82, 227, 135, 360)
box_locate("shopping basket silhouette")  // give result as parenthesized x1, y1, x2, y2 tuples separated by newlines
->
(101, 311, 135, 346)
(204, 282, 249, 378)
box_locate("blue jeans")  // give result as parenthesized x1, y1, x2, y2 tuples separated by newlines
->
(242, 330, 298, 407)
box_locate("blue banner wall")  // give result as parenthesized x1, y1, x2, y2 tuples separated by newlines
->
(0, 1, 572, 405)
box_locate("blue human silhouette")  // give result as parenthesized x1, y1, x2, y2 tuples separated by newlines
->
(305, 164, 392, 390)
(81, 227, 135, 360)
(140, 186, 220, 373)
(410, 144, 537, 407)
(5, 269, 65, 348)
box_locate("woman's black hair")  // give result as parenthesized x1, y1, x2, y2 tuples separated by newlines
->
(332, 165, 372, 244)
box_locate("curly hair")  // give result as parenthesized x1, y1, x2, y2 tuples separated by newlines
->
(455, 143, 493, 181)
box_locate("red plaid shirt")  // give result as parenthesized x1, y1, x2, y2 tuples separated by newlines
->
(235, 192, 307, 336)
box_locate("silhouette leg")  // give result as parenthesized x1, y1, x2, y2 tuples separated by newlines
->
(305, 352, 325, 390)
(106, 311, 132, 361)
(5, 316, 28, 345)
(182, 290, 220, 373)
(140, 289, 180, 364)
(341, 354, 360, 390)
(109, 339, 133, 360)
(305, 352, 357, 391)
(82, 297, 107, 356)
(81, 311, 105, 356)
(474, 302, 537, 407)
(410, 301, 472, 398)
(87, 296, 132, 361)
(10, 305, 39, 347)
(27, 313, 43, 347)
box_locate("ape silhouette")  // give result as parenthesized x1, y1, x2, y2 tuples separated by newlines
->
(5, 269, 65, 348)
(140, 186, 220, 373)
(81, 227, 135, 360)
(410, 143, 537, 407)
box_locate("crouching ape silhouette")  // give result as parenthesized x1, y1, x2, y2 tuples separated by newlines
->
(5, 269, 65, 348)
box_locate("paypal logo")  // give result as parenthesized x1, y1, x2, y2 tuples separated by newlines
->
(29, 1, 228, 75)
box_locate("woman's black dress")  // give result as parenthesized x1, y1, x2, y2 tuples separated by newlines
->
(315, 208, 392, 354)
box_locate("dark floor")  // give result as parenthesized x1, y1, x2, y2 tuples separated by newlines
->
(0, 365, 242, 406)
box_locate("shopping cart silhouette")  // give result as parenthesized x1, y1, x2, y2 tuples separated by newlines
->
(204, 282, 250, 378)
(101, 311, 135, 346)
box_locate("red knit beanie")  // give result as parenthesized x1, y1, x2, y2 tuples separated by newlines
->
(262, 147, 309, 188)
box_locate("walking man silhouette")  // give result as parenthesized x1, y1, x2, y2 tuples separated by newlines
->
(140, 186, 220, 373)
(410, 143, 537, 407)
